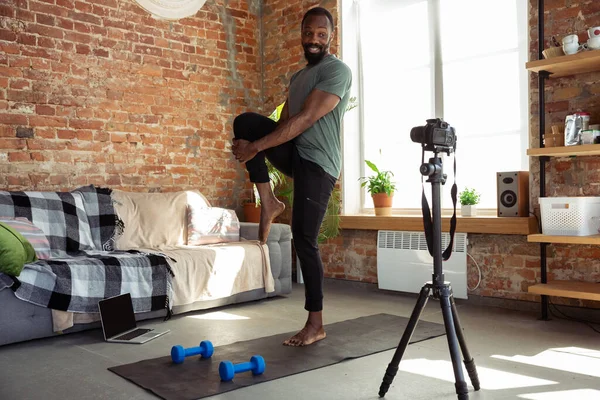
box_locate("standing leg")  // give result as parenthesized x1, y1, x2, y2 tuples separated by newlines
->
(233, 112, 292, 242)
(283, 150, 336, 347)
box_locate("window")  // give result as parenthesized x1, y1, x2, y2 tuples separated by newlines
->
(341, 0, 529, 214)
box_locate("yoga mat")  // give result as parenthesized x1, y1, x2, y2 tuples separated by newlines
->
(109, 313, 445, 400)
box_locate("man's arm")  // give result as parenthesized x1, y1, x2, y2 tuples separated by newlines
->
(254, 89, 340, 153)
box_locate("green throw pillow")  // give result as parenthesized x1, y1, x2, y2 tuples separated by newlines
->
(0, 221, 38, 276)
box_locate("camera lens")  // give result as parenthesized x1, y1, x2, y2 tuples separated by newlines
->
(410, 126, 425, 143)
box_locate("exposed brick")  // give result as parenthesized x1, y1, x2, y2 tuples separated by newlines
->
(8, 152, 32, 162)
(15, 126, 34, 138)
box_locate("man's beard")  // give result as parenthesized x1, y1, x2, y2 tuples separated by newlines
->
(303, 42, 329, 65)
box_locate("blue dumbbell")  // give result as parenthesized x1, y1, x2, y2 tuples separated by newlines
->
(171, 340, 214, 364)
(219, 355, 266, 382)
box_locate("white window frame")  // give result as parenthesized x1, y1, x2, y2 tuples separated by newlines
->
(340, 0, 530, 216)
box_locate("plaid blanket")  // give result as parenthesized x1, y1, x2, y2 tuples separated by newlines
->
(0, 186, 173, 315)
(72, 185, 124, 251)
(11, 250, 173, 313)
(0, 189, 95, 256)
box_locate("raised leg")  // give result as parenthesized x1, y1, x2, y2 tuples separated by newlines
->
(450, 294, 480, 391)
(379, 285, 431, 398)
(439, 286, 469, 400)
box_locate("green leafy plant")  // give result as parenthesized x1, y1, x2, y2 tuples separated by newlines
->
(318, 186, 340, 243)
(358, 160, 396, 196)
(459, 187, 481, 206)
(346, 96, 358, 112)
(250, 159, 287, 207)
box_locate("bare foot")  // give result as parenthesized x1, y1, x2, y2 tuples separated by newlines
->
(283, 321, 326, 347)
(259, 199, 285, 244)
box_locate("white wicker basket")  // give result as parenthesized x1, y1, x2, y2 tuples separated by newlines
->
(540, 197, 600, 236)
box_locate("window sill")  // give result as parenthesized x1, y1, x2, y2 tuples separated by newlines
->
(339, 215, 539, 235)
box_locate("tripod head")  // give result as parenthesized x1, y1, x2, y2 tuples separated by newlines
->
(419, 149, 447, 185)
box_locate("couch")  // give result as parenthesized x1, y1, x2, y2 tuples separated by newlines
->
(0, 185, 292, 347)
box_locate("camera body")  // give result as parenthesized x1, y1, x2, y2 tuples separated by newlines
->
(410, 118, 457, 153)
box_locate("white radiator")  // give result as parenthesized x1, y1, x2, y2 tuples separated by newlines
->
(377, 230, 468, 299)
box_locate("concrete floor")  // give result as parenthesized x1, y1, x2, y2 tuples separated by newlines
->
(0, 280, 599, 400)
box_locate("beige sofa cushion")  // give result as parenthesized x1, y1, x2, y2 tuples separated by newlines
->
(147, 241, 275, 306)
(112, 190, 211, 249)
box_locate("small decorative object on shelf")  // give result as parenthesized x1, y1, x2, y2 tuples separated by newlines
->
(459, 187, 480, 217)
(544, 125, 564, 147)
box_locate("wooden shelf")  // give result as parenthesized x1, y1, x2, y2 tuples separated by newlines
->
(528, 281, 600, 301)
(528, 234, 600, 245)
(340, 215, 538, 235)
(527, 144, 600, 157)
(526, 49, 600, 78)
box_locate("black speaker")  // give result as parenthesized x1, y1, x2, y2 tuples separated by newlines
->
(497, 171, 529, 217)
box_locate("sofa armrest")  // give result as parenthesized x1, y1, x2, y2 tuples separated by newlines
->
(240, 222, 292, 295)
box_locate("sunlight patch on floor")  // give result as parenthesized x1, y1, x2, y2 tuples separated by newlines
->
(187, 311, 250, 321)
(493, 347, 600, 378)
(398, 358, 556, 390)
(517, 388, 600, 399)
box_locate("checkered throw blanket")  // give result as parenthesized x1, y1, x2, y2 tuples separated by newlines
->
(0, 186, 173, 315)
(11, 250, 173, 313)
(73, 185, 124, 251)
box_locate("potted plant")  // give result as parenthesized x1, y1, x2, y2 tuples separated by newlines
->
(459, 187, 480, 217)
(358, 160, 396, 216)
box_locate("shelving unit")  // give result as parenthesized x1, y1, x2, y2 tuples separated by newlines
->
(526, 0, 600, 319)
(527, 144, 600, 157)
(528, 234, 600, 245)
(526, 49, 600, 78)
(528, 281, 600, 302)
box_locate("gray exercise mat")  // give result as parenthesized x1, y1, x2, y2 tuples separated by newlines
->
(108, 313, 445, 400)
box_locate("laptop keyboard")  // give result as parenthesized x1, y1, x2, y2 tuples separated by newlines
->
(114, 328, 152, 341)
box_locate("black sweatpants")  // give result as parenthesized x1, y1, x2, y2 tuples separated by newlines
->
(233, 112, 336, 312)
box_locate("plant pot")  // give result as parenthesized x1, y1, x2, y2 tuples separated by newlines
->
(243, 202, 261, 222)
(372, 193, 393, 216)
(461, 204, 477, 217)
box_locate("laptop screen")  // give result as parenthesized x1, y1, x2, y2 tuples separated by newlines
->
(98, 293, 137, 339)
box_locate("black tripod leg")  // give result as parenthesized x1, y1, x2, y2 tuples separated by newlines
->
(439, 287, 469, 400)
(450, 295, 480, 391)
(378, 285, 431, 398)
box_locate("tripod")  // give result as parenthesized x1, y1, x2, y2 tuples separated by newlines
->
(378, 151, 480, 399)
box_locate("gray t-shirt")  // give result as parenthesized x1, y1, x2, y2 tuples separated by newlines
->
(288, 55, 352, 178)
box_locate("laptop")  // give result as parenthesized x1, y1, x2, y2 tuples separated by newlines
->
(98, 293, 170, 344)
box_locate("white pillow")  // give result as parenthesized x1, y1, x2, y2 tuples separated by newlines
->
(112, 190, 188, 249)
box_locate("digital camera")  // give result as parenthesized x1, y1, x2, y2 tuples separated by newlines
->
(410, 118, 457, 153)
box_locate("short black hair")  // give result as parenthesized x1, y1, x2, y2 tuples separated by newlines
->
(301, 7, 334, 31)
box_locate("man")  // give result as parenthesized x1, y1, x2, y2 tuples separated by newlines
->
(232, 6, 352, 347)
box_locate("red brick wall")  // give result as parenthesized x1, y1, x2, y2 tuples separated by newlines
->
(0, 0, 262, 208)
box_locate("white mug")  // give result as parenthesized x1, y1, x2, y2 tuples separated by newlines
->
(588, 26, 600, 39)
(588, 37, 600, 50)
(563, 42, 586, 55)
(562, 34, 579, 44)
